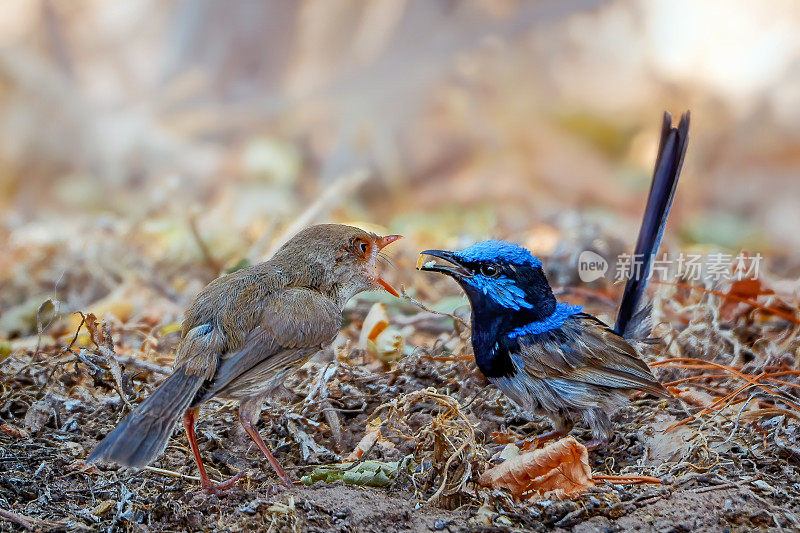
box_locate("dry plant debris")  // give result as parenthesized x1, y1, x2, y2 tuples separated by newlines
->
(480, 437, 595, 499)
(2, 221, 800, 530)
(480, 437, 662, 501)
(369, 387, 481, 505)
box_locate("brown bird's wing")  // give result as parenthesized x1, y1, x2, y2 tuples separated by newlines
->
(201, 288, 341, 400)
(515, 313, 670, 398)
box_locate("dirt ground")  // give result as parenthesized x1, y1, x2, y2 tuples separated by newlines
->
(1, 209, 799, 533)
(2, 298, 799, 532)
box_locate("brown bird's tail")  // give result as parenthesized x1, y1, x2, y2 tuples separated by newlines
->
(88, 368, 204, 468)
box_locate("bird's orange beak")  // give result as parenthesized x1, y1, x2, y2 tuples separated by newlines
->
(376, 234, 402, 250)
(374, 234, 402, 297)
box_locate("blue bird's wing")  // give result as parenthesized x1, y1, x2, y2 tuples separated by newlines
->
(615, 111, 690, 339)
(514, 314, 671, 398)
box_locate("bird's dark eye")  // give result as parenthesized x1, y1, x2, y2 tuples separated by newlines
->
(480, 265, 498, 277)
(353, 238, 370, 258)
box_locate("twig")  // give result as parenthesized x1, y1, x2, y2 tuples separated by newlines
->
(323, 406, 344, 453)
(114, 355, 171, 376)
(0, 509, 35, 531)
(143, 466, 201, 482)
(35, 312, 86, 396)
(421, 354, 473, 362)
(189, 215, 222, 274)
(0, 508, 60, 531)
(665, 374, 729, 386)
(258, 169, 369, 262)
(394, 311, 457, 333)
(400, 288, 469, 330)
(594, 474, 662, 485)
(64, 312, 86, 354)
(693, 482, 738, 494)
(304, 364, 344, 452)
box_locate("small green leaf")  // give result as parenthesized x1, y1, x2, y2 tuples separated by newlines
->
(300, 460, 407, 487)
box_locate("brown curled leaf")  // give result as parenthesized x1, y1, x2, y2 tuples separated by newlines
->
(479, 436, 593, 499)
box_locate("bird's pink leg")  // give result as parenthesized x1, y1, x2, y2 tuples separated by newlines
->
(515, 429, 565, 450)
(238, 409, 294, 489)
(183, 408, 244, 493)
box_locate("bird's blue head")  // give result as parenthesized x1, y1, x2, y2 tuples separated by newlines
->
(419, 240, 559, 322)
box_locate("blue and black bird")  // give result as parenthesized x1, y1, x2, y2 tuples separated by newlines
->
(419, 111, 689, 447)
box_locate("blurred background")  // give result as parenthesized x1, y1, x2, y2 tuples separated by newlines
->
(2, 0, 800, 338)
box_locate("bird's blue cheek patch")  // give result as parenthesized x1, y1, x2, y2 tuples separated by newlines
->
(467, 274, 534, 311)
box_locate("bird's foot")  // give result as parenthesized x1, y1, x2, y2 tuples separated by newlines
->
(582, 438, 607, 451)
(274, 468, 295, 490)
(516, 429, 564, 451)
(199, 471, 246, 496)
(264, 479, 294, 496)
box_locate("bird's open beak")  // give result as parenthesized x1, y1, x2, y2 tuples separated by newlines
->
(376, 235, 402, 250)
(375, 234, 402, 297)
(417, 250, 472, 278)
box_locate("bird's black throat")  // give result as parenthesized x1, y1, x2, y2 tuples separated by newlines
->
(464, 281, 557, 379)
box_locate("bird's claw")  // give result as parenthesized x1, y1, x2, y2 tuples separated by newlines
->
(275, 471, 295, 490)
(582, 438, 606, 451)
(516, 429, 565, 451)
(263, 478, 295, 496)
(199, 471, 246, 496)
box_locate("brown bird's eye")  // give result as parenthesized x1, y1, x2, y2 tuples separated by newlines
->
(353, 238, 370, 258)
(480, 264, 498, 277)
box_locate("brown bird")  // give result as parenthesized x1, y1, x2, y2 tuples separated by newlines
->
(88, 224, 401, 492)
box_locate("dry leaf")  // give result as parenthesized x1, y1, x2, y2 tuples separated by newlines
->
(371, 328, 404, 362)
(676, 388, 716, 408)
(346, 427, 381, 461)
(1, 423, 30, 438)
(91, 499, 115, 517)
(84, 313, 128, 403)
(642, 414, 694, 464)
(23, 398, 53, 433)
(479, 437, 593, 499)
(720, 276, 771, 321)
(359, 303, 405, 362)
(85, 313, 113, 349)
(718, 273, 796, 323)
(360, 303, 389, 347)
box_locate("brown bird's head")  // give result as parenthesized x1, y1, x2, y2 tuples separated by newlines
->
(274, 224, 401, 306)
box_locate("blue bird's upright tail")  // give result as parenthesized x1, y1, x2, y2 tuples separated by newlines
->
(615, 111, 690, 339)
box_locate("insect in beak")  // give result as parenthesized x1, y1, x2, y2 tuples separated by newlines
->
(417, 250, 472, 279)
